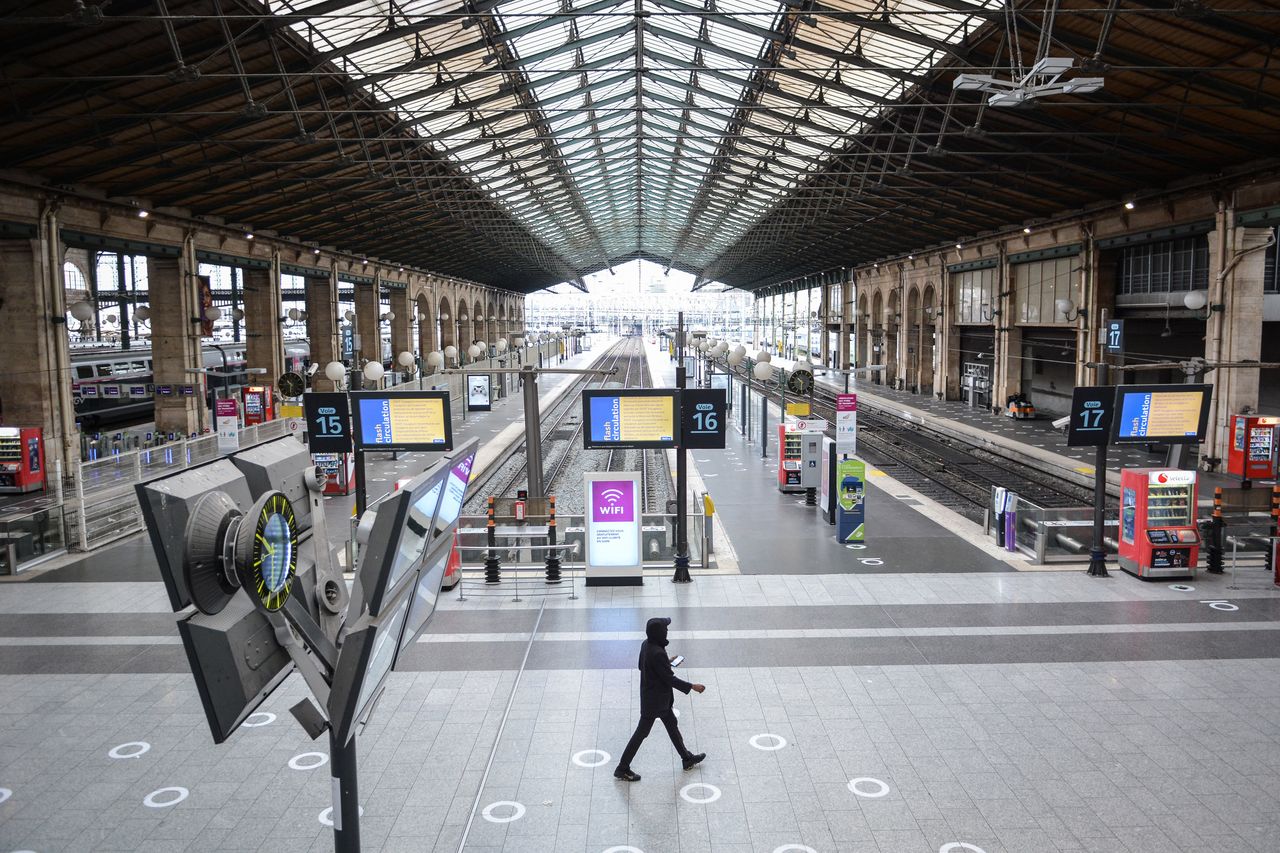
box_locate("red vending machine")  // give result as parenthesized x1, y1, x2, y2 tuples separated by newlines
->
(0, 427, 45, 493)
(777, 423, 803, 492)
(313, 452, 354, 495)
(1118, 468, 1200, 578)
(242, 386, 275, 426)
(1226, 414, 1278, 482)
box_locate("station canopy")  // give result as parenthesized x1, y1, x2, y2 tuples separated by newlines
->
(3, 0, 1279, 291)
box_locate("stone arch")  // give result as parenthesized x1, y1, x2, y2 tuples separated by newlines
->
(920, 283, 937, 396)
(906, 286, 921, 393)
(870, 290, 884, 384)
(856, 291, 869, 368)
(497, 302, 507, 343)
(415, 293, 433, 355)
(472, 298, 484, 347)
(886, 289, 901, 389)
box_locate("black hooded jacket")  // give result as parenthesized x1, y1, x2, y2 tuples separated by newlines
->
(638, 617, 692, 715)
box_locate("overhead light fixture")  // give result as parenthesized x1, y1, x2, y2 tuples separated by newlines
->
(312, 247, 320, 255)
(245, 232, 254, 240)
(908, 254, 915, 260)
(955, 243, 963, 249)
(1124, 200, 1136, 210)
(137, 209, 149, 219)
(953, 57, 1104, 107)
(1023, 226, 1032, 234)
(361, 258, 368, 265)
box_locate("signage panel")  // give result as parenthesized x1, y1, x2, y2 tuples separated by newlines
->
(466, 373, 492, 412)
(681, 388, 727, 449)
(583, 471, 642, 585)
(835, 393, 857, 456)
(1111, 384, 1212, 444)
(303, 392, 353, 453)
(1066, 385, 1116, 447)
(350, 390, 453, 451)
(215, 397, 239, 454)
(836, 457, 866, 543)
(1104, 319, 1126, 354)
(582, 389, 678, 449)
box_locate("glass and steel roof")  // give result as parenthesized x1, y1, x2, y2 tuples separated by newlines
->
(278, 0, 1003, 276)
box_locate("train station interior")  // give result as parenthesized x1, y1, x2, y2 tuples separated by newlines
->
(3, 1, 1280, 852)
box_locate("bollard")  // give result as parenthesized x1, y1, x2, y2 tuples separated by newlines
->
(1207, 487, 1224, 574)
(484, 497, 501, 584)
(544, 495, 562, 584)
(805, 486, 816, 507)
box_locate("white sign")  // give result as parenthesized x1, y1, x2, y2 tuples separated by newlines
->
(583, 471, 642, 584)
(215, 398, 240, 454)
(1149, 470, 1196, 486)
(836, 393, 857, 456)
(793, 418, 828, 433)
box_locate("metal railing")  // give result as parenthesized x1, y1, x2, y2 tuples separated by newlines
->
(65, 418, 291, 552)
(984, 487, 1119, 564)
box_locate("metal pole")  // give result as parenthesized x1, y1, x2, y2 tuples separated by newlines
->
(674, 312, 692, 583)
(354, 448, 367, 517)
(521, 366, 545, 499)
(1088, 309, 1111, 578)
(329, 728, 361, 853)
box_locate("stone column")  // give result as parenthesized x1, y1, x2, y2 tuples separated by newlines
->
(355, 281, 380, 365)
(1205, 224, 1270, 459)
(389, 285, 411, 362)
(0, 231, 77, 469)
(150, 251, 204, 434)
(306, 269, 340, 391)
(243, 259, 284, 384)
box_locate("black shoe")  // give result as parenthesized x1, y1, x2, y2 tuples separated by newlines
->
(614, 768, 641, 782)
(682, 753, 706, 770)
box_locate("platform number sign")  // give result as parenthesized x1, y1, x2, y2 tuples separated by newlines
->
(303, 392, 353, 453)
(1105, 319, 1125, 354)
(681, 389, 727, 449)
(1066, 385, 1116, 447)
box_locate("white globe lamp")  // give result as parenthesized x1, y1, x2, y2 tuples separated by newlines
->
(362, 361, 385, 383)
(324, 361, 346, 382)
(753, 362, 773, 381)
(68, 300, 94, 322)
(397, 351, 414, 367)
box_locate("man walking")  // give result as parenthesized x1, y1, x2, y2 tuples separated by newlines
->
(614, 617, 706, 781)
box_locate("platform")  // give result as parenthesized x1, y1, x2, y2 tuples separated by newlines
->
(767, 357, 1259, 499)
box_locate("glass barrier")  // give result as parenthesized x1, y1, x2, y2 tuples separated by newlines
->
(452, 512, 708, 570)
(0, 504, 66, 574)
(986, 486, 1121, 563)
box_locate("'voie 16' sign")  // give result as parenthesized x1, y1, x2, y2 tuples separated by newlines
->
(583, 472, 642, 586)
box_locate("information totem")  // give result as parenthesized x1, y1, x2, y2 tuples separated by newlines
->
(836, 457, 866, 544)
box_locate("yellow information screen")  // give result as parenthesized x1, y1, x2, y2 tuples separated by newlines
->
(355, 393, 451, 449)
(587, 392, 677, 446)
(1114, 385, 1209, 442)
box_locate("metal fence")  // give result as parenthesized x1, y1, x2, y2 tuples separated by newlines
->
(65, 418, 291, 552)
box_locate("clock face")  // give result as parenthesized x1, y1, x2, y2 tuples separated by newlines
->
(236, 492, 299, 612)
(278, 371, 304, 398)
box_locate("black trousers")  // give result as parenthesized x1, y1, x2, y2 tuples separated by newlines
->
(618, 709, 690, 769)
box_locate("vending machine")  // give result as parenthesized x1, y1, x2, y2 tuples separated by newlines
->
(242, 386, 275, 426)
(0, 427, 45, 493)
(312, 452, 355, 496)
(777, 423, 822, 494)
(1227, 414, 1278, 482)
(1118, 468, 1200, 578)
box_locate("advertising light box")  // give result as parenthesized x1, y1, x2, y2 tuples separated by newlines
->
(431, 440, 479, 540)
(583, 471, 643, 586)
(582, 389, 678, 449)
(350, 390, 452, 451)
(1111, 384, 1212, 444)
(466, 374, 492, 412)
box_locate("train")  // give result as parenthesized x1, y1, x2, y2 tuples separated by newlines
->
(71, 341, 311, 428)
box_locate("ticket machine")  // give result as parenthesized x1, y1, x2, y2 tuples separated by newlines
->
(1227, 414, 1278, 482)
(0, 427, 45, 493)
(1118, 468, 1200, 578)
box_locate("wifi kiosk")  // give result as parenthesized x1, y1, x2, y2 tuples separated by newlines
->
(138, 435, 479, 853)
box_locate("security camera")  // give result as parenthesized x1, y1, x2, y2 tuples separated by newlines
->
(306, 363, 319, 377)
(1052, 415, 1070, 431)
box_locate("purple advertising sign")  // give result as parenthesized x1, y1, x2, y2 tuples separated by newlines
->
(591, 479, 635, 523)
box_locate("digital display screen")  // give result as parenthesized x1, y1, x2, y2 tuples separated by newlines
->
(351, 391, 452, 451)
(1148, 529, 1170, 543)
(354, 588, 411, 723)
(432, 448, 477, 539)
(383, 478, 445, 596)
(1112, 385, 1211, 444)
(583, 390, 678, 449)
(397, 540, 453, 658)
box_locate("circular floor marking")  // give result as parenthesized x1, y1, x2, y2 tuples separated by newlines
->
(845, 543, 867, 550)
(0, 787, 11, 805)
(108, 741, 150, 760)
(143, 787, 188, 808)
(241, 712, 275, 727)
(601, 847, 645, 853)
(773, 846, 818, 853)
(749, 733, 788, 751)
(288, 752, 328, 771)
(940, 845, 988, 853)
(847, 777, 890, 798)
(1169, 584, 1195, 592)
(318, 806, 364, 827)
(481, 800, 526, 823)
(679, 783, 722, 804)
(572, 749, 611, 768)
